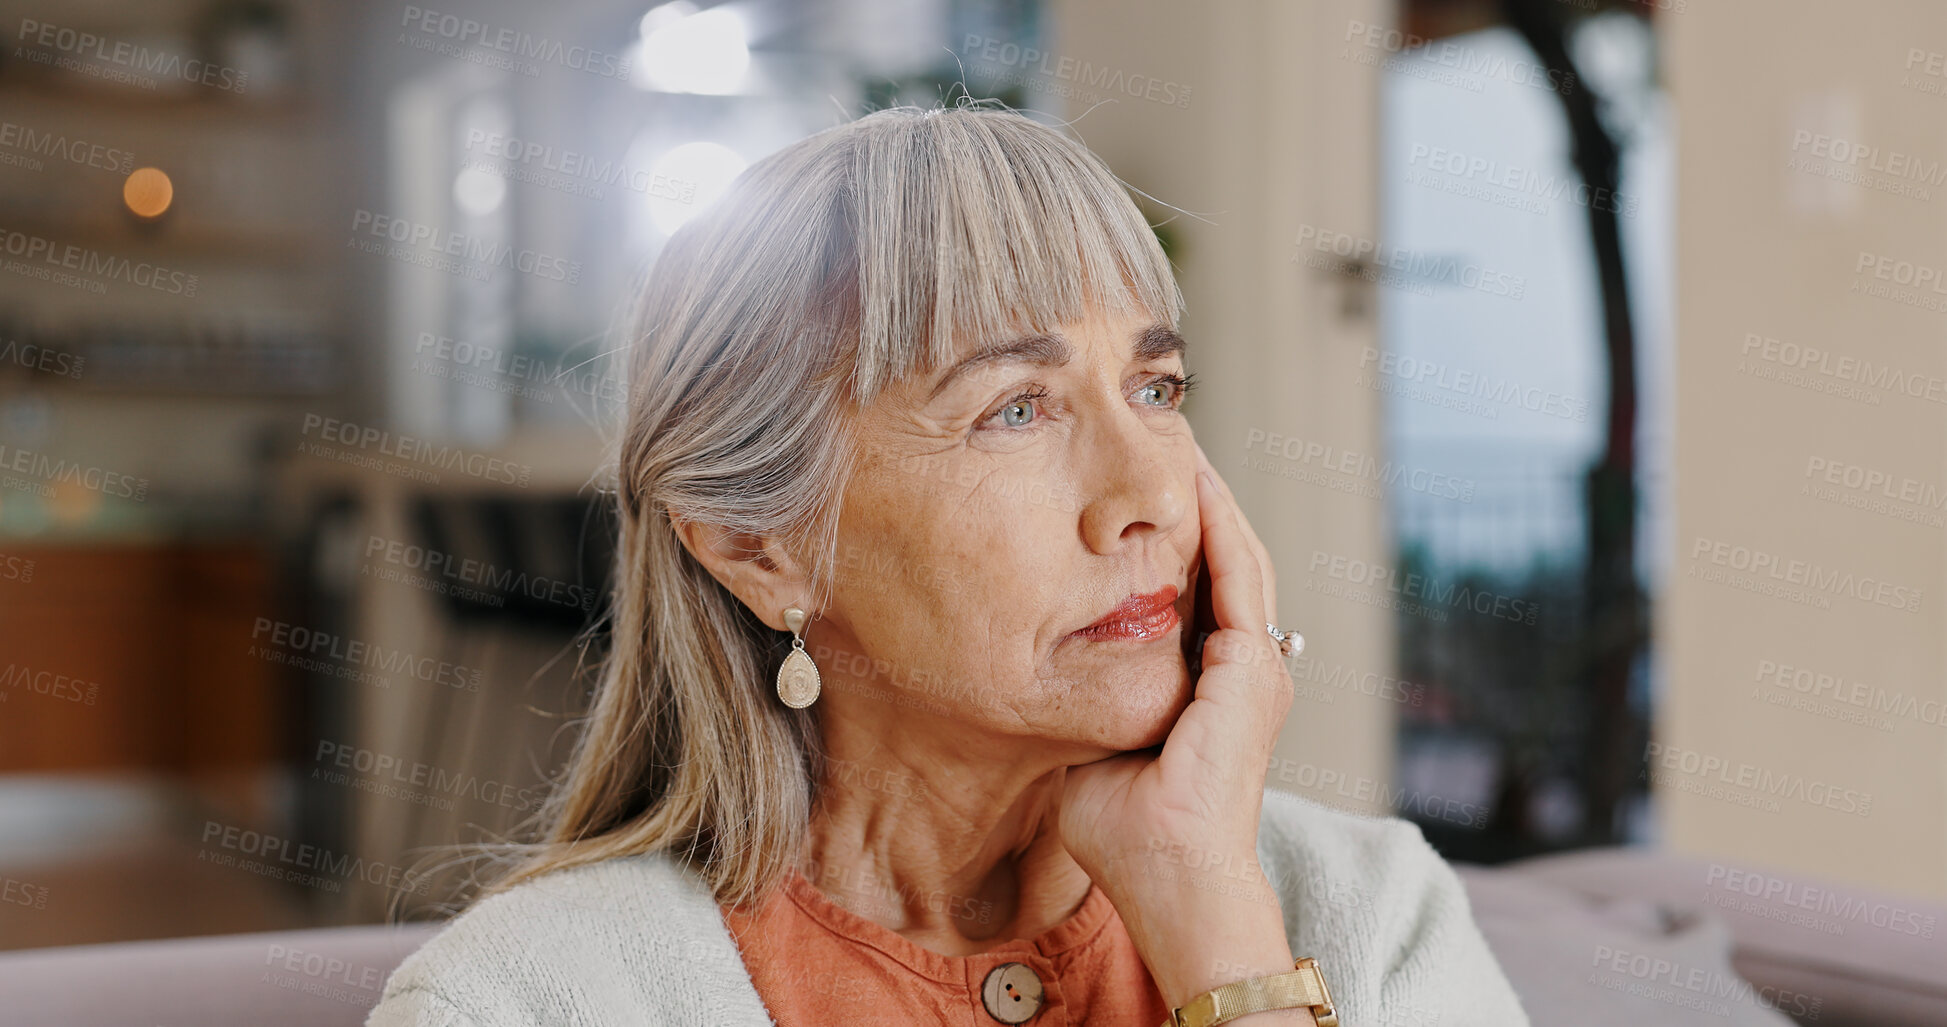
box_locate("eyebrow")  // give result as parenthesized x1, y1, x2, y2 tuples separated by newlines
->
(1134, 323, 1188, 361)
(925, 322, 1186, 401)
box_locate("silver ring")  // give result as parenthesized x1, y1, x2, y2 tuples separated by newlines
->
(1266, 623, 1303, 658)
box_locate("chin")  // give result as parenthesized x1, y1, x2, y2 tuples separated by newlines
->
(1074, 647, 1195, 751)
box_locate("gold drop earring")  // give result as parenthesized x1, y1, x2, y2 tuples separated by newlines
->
(775, 607, 820, 709)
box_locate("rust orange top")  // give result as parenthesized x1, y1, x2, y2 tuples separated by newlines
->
(720, 864, 1171, 1026)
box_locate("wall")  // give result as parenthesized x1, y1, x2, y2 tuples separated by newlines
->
(1662, 0, 1947, 898)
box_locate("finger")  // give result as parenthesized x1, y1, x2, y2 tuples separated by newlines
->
(1197, 443, 1277, 616)
(1192, 472, 1292, 757)
(1195, 443, 1266, 555)
(1196, 469, 1267, 638)
(1195, 442, 1243, 508)
(1189, 472, 1293, 759)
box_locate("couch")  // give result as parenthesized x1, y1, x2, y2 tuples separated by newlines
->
(3, 848, 1942, 1026)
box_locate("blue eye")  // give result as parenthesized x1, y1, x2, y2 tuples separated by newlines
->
(984, 385, 1050, 429)
(1138, 373, 1196, 408)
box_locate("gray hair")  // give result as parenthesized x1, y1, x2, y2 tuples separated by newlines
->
(482, 102, 1184, 911)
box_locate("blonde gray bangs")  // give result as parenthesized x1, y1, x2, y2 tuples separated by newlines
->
(845, 105, 1185, 401)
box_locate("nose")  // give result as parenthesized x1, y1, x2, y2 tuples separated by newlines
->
(1077, 406, 1189, 555)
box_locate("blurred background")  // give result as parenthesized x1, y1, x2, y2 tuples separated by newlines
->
(0, 0, 1942, 1021)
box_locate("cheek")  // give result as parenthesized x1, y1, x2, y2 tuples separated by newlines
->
(827, 468, 973, 617)
(931, 468, 1081, 598)
(835, 462, 1075, 636)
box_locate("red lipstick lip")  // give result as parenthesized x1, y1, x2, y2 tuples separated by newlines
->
(1071, 585, 1181, 642)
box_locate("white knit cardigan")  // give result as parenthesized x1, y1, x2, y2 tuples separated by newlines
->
(366, 787, 1531, 1026)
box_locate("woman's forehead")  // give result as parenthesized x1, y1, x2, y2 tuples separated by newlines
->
(889, 319, 1183, 408)
(933, 315, 1184, 368)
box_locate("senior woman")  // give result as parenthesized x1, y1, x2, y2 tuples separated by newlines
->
(367, 104, 1527, 1027)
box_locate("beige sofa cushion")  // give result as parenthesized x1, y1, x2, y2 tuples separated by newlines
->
(0, 923, 437, 1027)
(1469, 850, 1947, 1027)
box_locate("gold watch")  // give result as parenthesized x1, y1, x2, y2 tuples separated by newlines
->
(1163, 957, 1338, 1027)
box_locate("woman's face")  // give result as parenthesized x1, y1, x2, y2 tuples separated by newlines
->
(812, 306, 1203, 758)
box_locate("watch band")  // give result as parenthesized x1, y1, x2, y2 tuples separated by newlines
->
(1164, 957, 1339, 1027)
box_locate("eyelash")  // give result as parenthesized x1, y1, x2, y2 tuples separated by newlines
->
(978, 373, 1197, 430)
(1146, 372, 1198, 407)
(982, 384, 1052, 429)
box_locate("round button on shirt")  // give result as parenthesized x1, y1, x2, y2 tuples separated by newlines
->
(720, 864, 1171, 1025)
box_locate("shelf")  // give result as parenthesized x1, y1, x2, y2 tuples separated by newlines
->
(0, 211, 334, 266)
(0, 69, 318, 124)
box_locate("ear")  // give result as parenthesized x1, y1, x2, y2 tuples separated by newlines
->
(668, 510, 810, 632)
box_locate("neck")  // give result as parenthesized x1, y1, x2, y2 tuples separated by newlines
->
(800, 703, 1099, 957)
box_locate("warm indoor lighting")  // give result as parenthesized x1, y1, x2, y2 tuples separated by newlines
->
(122, 167, 174, 219)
